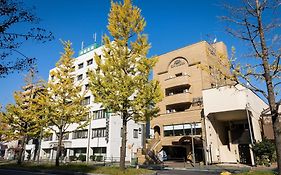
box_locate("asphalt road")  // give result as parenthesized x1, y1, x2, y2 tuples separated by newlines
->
(0, 169, 56, 175)
(0, 168, 219, 175)
(156, 169, 218, 175)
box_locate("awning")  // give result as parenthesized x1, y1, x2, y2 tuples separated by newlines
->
(172, 135, 202, 145)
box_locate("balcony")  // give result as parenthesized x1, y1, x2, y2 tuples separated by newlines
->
(166, 102, 192, 114)
(151, 110, 202, 130)
(163, 74, 189, 88)
(164, 92, 191, 105)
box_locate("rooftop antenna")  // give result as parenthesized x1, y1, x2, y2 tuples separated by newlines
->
(213, 35, 217, 43)
(93, 33, 97, 43)
(81, 41, 84, 50)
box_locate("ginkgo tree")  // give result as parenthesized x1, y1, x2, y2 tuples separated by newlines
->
(1, 73, 47, 164)
(88, 0, 162, 170)
(43, 41, 89, 166)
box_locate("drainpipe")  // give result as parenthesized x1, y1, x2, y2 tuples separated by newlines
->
(246, 104, 255, 166)
(86, 113, 92, 163)
(246, 104, 254, 145)
(202, 114, 208, 165)
(191, 123, 195, 166)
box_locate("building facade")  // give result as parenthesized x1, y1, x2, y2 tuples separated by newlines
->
(149, 41, 267, 165)
(25, 44, 144, 162)
(203, 85, 267, 165)
(149, 41, 230, 163)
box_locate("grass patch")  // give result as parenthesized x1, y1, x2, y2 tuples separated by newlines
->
(91, 166, 154, 175)
(236, 170, 276, 175)
(0, 163, 154, 175)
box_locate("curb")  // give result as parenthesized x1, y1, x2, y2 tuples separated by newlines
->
(161, 166, 250, 173)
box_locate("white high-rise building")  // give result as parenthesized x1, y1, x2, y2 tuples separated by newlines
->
(25, 43, 144, 162)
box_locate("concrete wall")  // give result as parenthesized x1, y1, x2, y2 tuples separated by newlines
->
(203, 85, 268, 164)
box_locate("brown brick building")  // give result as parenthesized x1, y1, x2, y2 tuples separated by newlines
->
(149, 41, 230, 163)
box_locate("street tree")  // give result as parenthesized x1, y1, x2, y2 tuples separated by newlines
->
(88, 0, 162, 170)
(0, 106, 9, 142)
(0, 74, 46, 164)
(0, 0, 54, 77)
(221, 0, 281, 173)
(44, 41, 88, 166)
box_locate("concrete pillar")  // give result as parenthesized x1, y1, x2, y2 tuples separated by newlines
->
(66, 149, 70, 157)
(89, 147, 93, 160)
(50, 149, 54, 161)
(228, 129, 232, 150)
(249, 144, 255, 166)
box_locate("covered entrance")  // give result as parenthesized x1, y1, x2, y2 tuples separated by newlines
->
(162, 135, 204, 163)
(206, 110, 255, 165)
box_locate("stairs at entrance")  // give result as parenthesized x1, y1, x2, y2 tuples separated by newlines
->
(137, 138, 163, 165)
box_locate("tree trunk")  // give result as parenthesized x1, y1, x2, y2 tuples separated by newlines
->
(255, 0, 281, 173)
(56, 129, 63, 166)
(119, 113, 127, 170)
(33, 139, 38, 161)
(273, 113, 281, 175)
(17, 135, 27, 164)
(36, 127, 43, 163)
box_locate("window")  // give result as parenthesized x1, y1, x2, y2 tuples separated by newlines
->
(133, 129, 138, 138)
(77, 74, 83, 81)
(43, 134, 53, 141)
(163, 125, 174, 136)
(85, 84, 89, 90)
(92, 128, 106, 138)
(51, 75, 54, 81)
(93, 110, 106, 119)
(78, 63, 84, 69)
(56, 133, 69, 140)
(174, 124, 184, 136)
(87, 59, 93, 65)
(175, 73, 183, 77)
(93, 147, 106, 154)
(72, 130, 88, 139)
(81, 96, 90, 106)
(163, 123, 202, 137)
(73, 148, 86, 155)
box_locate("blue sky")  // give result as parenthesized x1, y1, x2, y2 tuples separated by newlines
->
(0, 0, 252, 105)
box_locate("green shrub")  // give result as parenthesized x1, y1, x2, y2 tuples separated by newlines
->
(96, 155, 103, 162)
(253, 139, 276, 166)
(90, 155, 96, 161)
(78, 154, 86, 162)
(69, 155, 77, 161)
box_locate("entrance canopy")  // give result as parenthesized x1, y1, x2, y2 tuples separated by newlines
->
(172, 135, 202, 145)
(209, 110, 247, 121)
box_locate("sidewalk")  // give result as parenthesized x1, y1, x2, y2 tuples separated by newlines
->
(158, 161, 277, 174)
